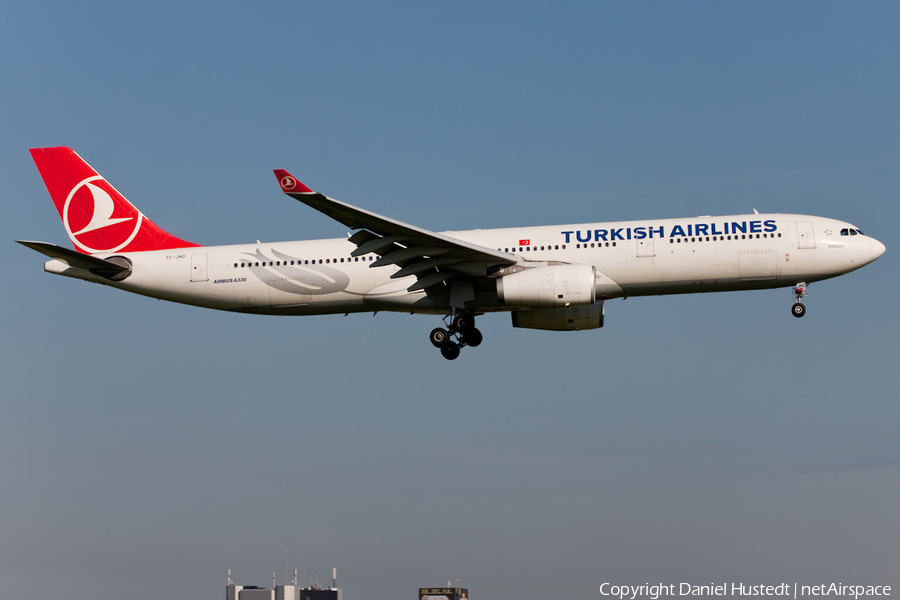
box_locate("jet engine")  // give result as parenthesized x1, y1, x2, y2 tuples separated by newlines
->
(511, 301, 605, 331)
(496, 264, 596, 308)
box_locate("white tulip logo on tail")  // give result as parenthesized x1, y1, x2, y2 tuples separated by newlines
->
(63, 175, 143, 253)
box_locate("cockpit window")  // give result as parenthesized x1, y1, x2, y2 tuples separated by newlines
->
(849, 229, 858, 236)
(840, 229, 849, 236)
(856, 229, 865, 236)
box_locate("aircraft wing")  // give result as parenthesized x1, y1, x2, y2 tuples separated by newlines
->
(273, 170, 517, 294)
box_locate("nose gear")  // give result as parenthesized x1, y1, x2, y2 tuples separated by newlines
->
(792, 283, 808, 318)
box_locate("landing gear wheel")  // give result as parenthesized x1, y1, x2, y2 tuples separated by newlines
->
(461, 328, 483, 347)
(452, 313, 474, 332)
(430, 327, 451, 347)
(791, 283, 808, 318)
(440, 342, 461, 360)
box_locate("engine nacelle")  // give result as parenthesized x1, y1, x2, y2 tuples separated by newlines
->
(496, 264, 596, 308)
(511, 301, 605, 331)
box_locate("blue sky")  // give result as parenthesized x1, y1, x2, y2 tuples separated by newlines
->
(1, 3, 898, 599)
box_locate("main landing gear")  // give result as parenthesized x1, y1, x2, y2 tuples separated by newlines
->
(429, 311, 483, 360)
(792, 282, 808, 318)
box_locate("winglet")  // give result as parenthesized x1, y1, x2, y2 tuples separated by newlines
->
(273, 169, 314, 194)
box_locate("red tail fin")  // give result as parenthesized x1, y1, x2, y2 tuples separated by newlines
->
(30, 147, 200, 254)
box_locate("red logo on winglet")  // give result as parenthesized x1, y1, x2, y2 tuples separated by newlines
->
(272, 169, 314, 194)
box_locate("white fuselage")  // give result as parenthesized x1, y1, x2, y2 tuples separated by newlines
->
(46, 213, 885, 316)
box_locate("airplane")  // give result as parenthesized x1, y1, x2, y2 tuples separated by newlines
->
(19, 147, 886, 360)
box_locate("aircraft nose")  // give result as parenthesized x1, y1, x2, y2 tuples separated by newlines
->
(871, 237, 886, 260)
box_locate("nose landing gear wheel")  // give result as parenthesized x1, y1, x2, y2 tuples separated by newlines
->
(791, 282, 808, 318)
(440, 342, 461, 360)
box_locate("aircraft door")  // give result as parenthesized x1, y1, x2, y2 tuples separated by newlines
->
(191, 253, 208, 282)
(796, 221, 816, 249)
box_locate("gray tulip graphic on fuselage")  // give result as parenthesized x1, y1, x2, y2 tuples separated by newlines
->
(243, 248, 351, 296)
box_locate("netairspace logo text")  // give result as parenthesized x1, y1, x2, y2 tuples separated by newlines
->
(599, 583, 891, 600)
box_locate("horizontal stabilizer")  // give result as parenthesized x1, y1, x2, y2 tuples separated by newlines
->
(17, 240, 130, 273)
